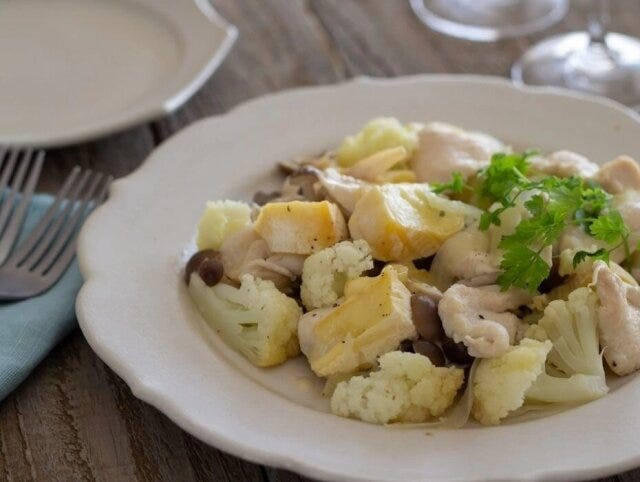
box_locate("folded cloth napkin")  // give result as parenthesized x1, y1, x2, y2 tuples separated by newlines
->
(0, 194, 82, 401)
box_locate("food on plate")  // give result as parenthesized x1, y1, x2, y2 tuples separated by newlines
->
(254, 200, 348, 254)
(331, 351, 464, 424)
(298, 265, 416, 377)
(184, 116, 640, 426)
(188, 273, 302, 367)
(196, 200, 252, 250)
(300, 239, 373, 310)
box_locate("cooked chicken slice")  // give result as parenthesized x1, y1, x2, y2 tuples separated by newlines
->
(557, 225, 600, 254)
(615, 190, 640, 232)
(608, 191, 640, 264)
(220, 226, 304, 289)
(430, 228, 498, 290)
(596, 156, 640, 194)
(313, 167, 371, 215)
(528, 150, 599, 178)
(438, 284, 531, 358)
(411, 122, 505, 183)
(297, 305, 333, 357)
(592, 261, 640, 375)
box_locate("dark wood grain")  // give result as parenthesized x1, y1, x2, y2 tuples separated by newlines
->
(2, 1, 640, 481)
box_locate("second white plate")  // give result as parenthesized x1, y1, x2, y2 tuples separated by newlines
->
(0, 0, 236, 147)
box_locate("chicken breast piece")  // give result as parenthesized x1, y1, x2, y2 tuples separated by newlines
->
(596, 156, 640, 194)
(411, 122, 505, 183)
(220, 226, 304, 289)
(592, 261, 640, 375)
(430, 228, 498, 290)
(438, 284, 531, 358)
(528, 150, 599, 178)
(314, 167, 371, 215)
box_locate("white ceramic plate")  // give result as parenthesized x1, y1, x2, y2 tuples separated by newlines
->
(0, 0, 236, 147)
(77, 76, 640, 481)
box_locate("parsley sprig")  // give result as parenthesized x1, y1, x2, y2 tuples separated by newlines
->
(465, 151, 630, 292)
(431, 171, 466, 195)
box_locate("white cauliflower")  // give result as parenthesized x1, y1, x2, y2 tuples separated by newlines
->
(336, 117, 423, 167)
(196, 200, 252, 250)
(301, 240, 374, 310)
(331, 351, 464, 424)
(473, 288, 608, 425)
(188, 274, 302, 367)
(473, 338, 551, 425)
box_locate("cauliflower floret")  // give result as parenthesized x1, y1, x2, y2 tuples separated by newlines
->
(196, 200, 252, 250)
(473, 287, 608, 425)
(331, 351, 464, 424)
(522, 323, 548, 342)
(299, 266, 417, 377)
(301, 240, 374, 310)
(336, 117, 423, 167)
(473, 338, 551, 425)
(527, 288, 608, 402)
(188, 274, 302, 367)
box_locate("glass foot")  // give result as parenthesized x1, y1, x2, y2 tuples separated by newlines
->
(410, 0, 569, 42)
(512, 31, 640, 108)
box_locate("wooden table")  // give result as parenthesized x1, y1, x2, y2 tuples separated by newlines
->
(2, 1, 640, 480)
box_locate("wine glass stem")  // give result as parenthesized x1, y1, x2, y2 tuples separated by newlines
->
(588, 0, 610, 45)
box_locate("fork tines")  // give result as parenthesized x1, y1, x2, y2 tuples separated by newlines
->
(5, 166, 111, 281)
(0, 148, 45, 265)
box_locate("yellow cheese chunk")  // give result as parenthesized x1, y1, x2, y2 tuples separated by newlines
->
(306, 266, 416, 377)
(255, 200, 348, 254)
(348, 184, 479, 261)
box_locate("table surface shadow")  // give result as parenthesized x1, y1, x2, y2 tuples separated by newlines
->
(2, 1, 640, 481)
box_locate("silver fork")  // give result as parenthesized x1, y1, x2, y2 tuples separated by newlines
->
(0, 148, 45, 265)
(0, 166, 111, 300)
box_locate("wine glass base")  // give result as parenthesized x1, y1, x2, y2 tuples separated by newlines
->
(512, 32, 640, 108)
(410, 0, 569, 42)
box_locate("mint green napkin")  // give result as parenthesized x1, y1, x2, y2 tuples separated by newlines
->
(0, 194, 82, 401)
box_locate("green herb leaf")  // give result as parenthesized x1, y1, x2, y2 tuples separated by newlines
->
(431, 171, 466, 195)
(590, 211, 629, 244)
(573, 248, 609, 268)
(476, 150, 630, 292)
(498, 244, 550, 292)
(479, 152, 531, 202)
(523, 194, 545, 217)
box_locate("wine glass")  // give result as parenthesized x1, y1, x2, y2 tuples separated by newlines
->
(410, 0, 569, 42)
(512, 0, 640, 108)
